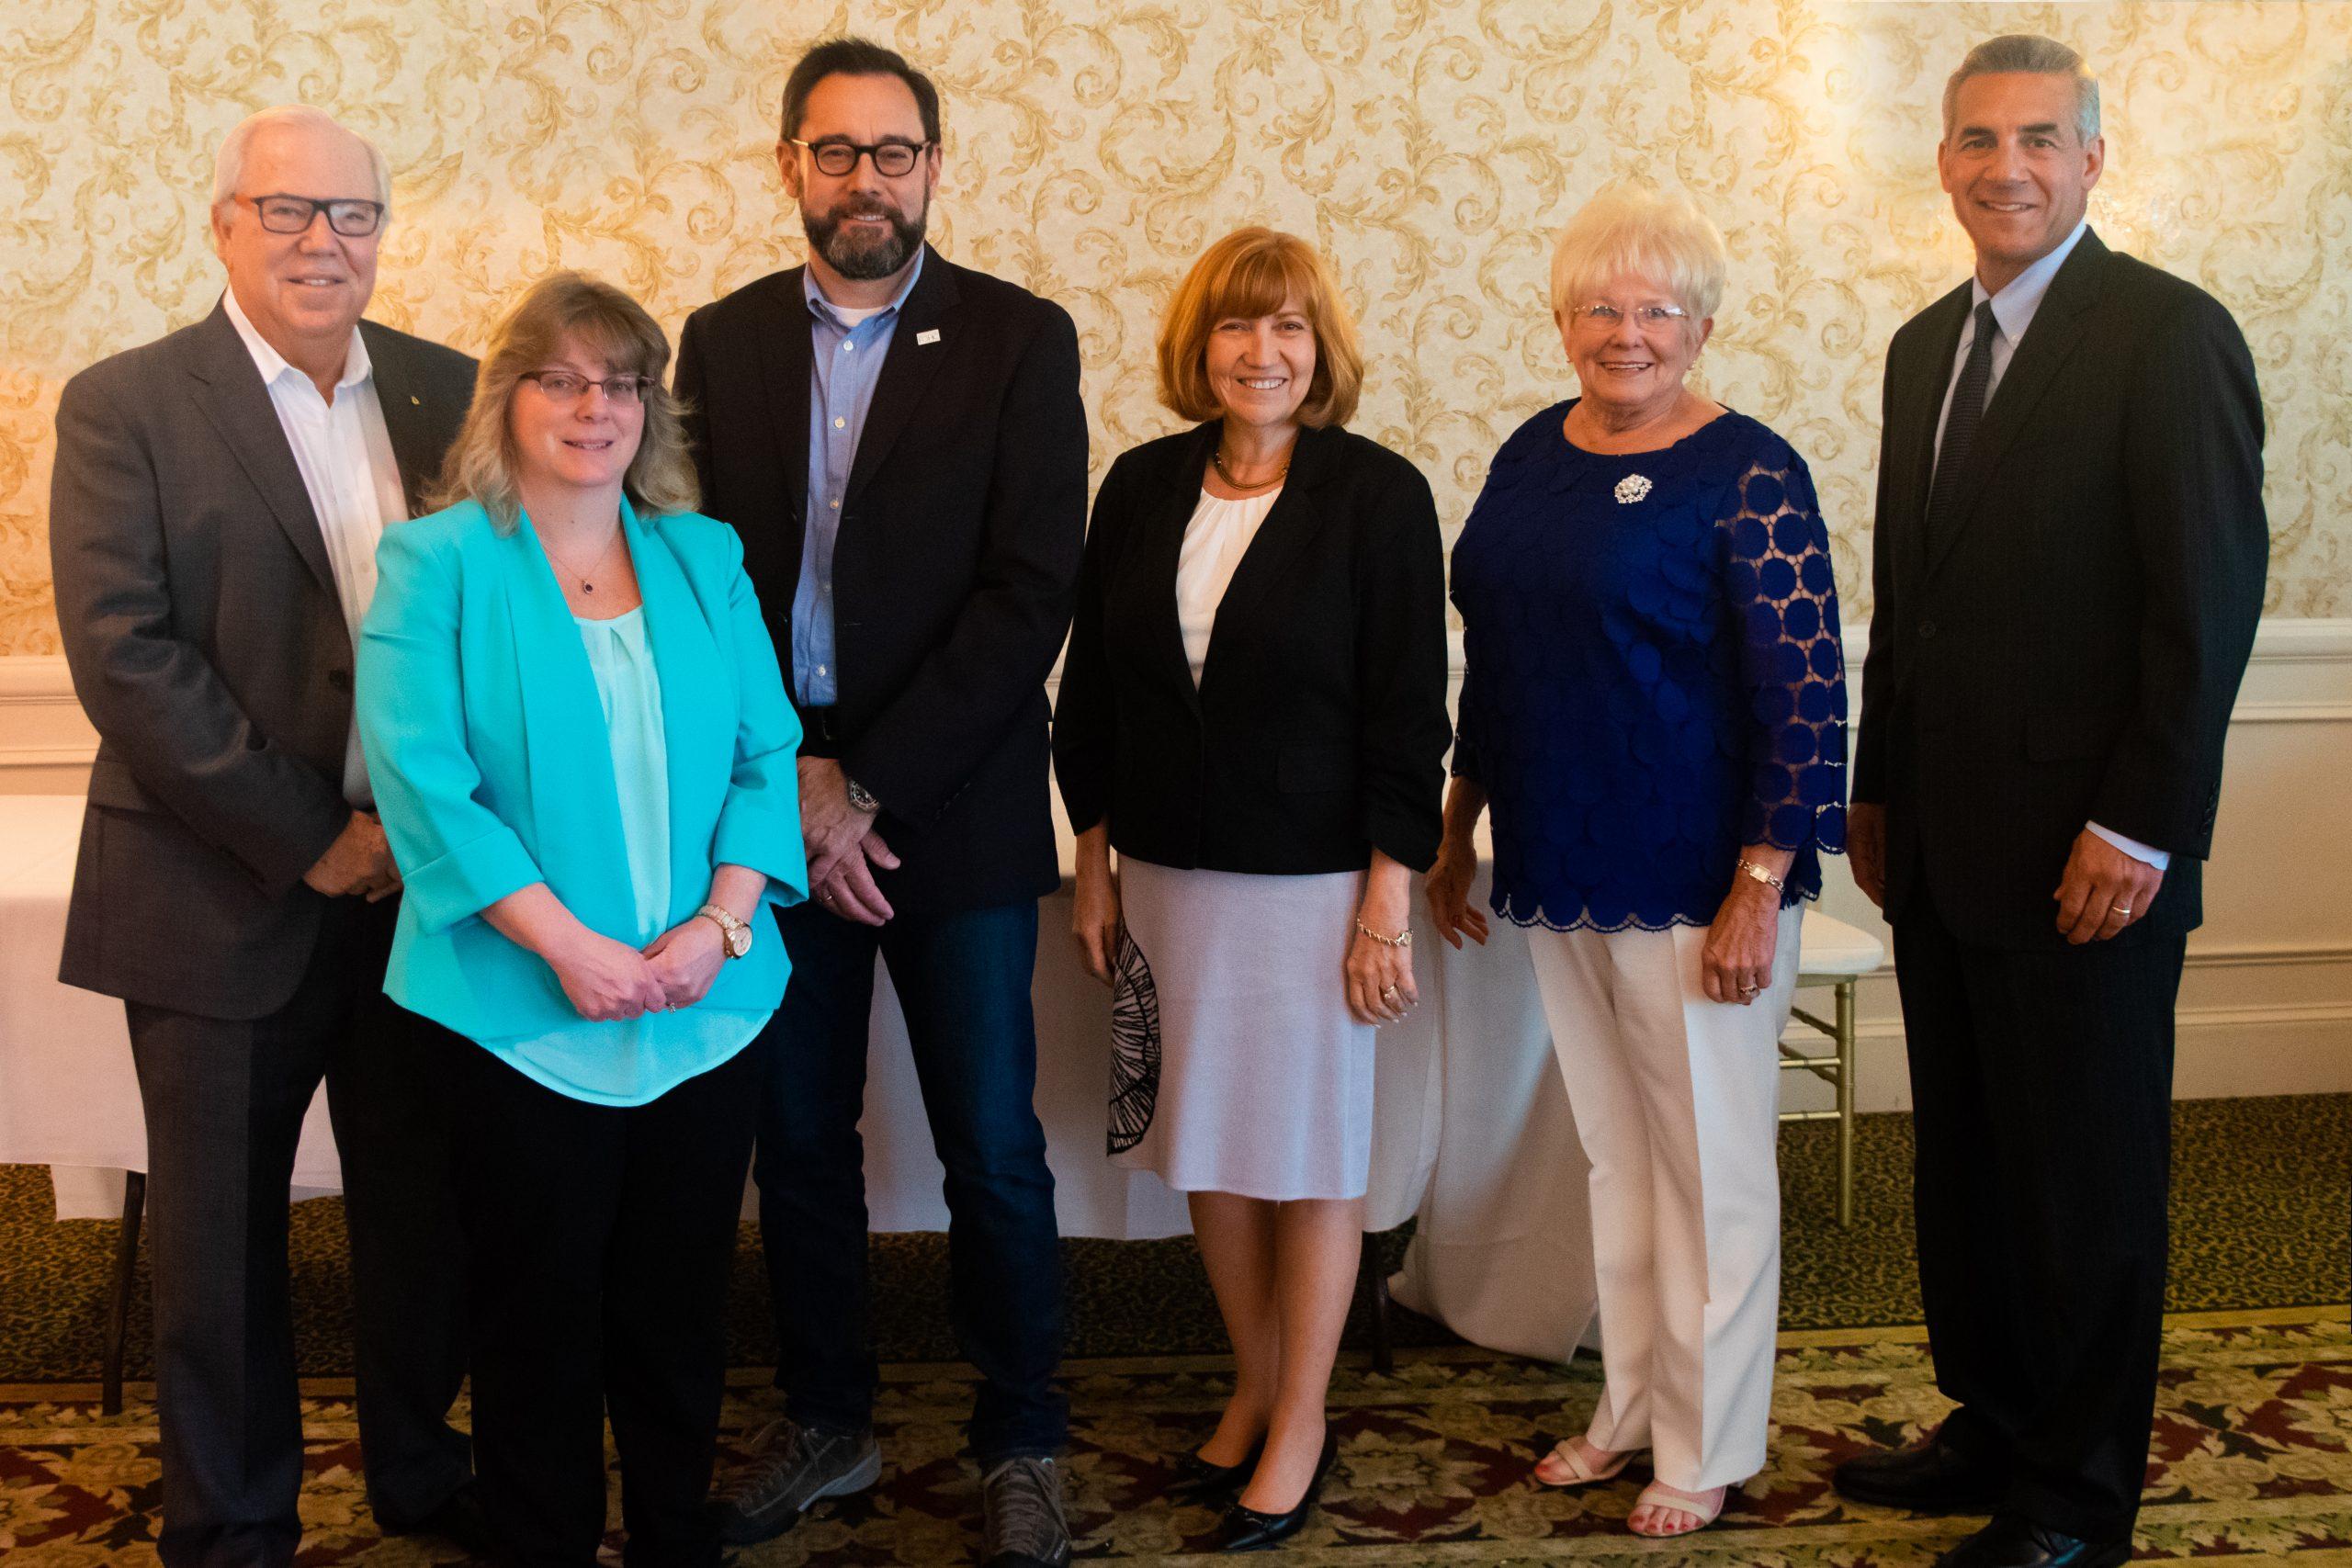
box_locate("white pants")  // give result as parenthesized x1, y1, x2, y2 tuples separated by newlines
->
(1526, 907, 1802, 1491)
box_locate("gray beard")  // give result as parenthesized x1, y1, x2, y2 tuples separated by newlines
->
(805, 201, 925, 281)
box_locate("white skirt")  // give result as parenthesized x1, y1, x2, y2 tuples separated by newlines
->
(1108, 857, 1374, 1201)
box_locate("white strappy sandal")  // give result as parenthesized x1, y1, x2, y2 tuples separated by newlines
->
(1532, 1435, 1636, 1488)
(1628, 1479, 1727, 1536)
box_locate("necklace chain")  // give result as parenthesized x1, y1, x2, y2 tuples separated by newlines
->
(545, 523, 624, 593)
(1212, 441, 1292, 492)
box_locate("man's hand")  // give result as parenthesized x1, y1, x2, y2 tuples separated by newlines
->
(2053, 829, 2165, 944)
(811, 829, 899, 927)
(1849, 801, 1887, 910)
(302, 811, 401, 900)
(798, 757, 877, 889)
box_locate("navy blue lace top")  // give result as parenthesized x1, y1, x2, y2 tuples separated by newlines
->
(1450, 400, 1848, 931)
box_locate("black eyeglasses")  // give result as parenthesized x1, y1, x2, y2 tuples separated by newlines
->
(241, 194, 386, 237)
(519, 370, 652, 405)
(786, 138, 931, 178)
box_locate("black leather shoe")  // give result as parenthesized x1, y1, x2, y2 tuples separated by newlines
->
(1833, 1427, 2007, 1514)
(1933, 1514, 2132, 1568)
(1216, 1431, 1338, 1553)
(1171, 1438, 1267, 1501)
(380, 1482, 498, 1559)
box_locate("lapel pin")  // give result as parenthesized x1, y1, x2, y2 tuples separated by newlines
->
(410, 395, 421, 405)
(916, 328, 941, 345)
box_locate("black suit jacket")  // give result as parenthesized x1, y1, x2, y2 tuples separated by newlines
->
(1052, 422, 1450, 876)
(51, 302, 476, 1019)
(676, 247, 1087, 915)
(1852, 229, 2267, 949)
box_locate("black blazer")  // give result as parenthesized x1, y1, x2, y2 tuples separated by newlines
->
(51, 303, 475, 1019)
(1053, 421, 1450, 876)
(676, 247, 1087, 915)
(1852, 229, 2267, 949)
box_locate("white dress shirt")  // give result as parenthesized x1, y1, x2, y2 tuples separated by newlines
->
(1931, 220, 2168, 873)
(222, 287, 409, 809)
(1175, 487, 1281, 686)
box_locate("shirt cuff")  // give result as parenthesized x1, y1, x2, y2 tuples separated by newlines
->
(2086, 821, 2171, 872)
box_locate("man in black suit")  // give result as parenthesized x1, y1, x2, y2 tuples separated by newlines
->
(677, 37, 1087, 1568)
(49, 107, 484, 1566)
(1834, 35, 2267, 1568)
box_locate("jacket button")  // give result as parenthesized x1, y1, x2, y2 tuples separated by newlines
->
(328, 668, 353, 692)
(1918, 620, 1938, 640)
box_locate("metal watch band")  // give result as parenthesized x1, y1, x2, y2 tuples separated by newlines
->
(845, 777, 880, 815)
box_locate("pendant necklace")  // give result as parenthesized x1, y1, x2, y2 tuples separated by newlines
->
(546, 524, 624, 594)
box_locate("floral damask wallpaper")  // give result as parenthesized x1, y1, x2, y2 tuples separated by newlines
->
(1, 0, 2346, 653)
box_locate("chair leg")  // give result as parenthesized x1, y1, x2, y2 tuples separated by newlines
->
(104, 1170, 145, 1416)
(1835, 979, 1857, 1228)
(1361, 1232, 1395, 1375)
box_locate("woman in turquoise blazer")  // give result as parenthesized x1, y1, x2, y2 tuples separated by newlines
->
(356, 272, 804, 1567)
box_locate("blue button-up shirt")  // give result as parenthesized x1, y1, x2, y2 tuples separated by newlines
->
(796, 251, 923, 705)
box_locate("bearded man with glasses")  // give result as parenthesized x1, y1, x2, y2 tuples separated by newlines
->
(49, 105, 483, 1566)
(678, 33, 1088, 1568)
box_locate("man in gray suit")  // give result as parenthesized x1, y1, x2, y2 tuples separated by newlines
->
(50, 106, 482, 1568)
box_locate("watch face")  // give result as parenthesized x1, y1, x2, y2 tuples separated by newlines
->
(726, 924, 752, 959)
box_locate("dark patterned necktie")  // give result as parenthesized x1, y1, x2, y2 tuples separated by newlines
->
(1925, 299, 1999, 555)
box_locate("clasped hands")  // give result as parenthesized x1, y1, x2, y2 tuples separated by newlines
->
(800, 756, 899, 926)
(302, 810, 401, 901)
(547, 917, 727, 1022)
(1848, 802, 2163, 944)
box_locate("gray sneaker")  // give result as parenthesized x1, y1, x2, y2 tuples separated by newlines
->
(981, 1455, 1072, 1568)
(715, 1417, 882, 1546)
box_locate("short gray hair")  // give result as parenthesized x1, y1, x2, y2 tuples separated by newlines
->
(1547, 184, 1727, 329)
(1943, 34, 2100, 145)
(210, 105, 391, 215)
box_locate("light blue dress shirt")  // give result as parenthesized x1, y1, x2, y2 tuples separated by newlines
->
(481, 606, 770, 1107)
(1933, 219, 2169, 872)
(796, 251, 924, 705)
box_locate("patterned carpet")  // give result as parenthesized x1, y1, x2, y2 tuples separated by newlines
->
(4, 1307, 2348, 1564)
(3, 1097, 2345, 1382)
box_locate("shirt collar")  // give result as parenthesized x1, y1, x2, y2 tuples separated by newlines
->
(221, 284, 372, 394)
(1971, 218, 2089, 344)
(802, 245, 925, 329)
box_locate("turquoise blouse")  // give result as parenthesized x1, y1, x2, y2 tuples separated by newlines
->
(477, 608, 772, 1106)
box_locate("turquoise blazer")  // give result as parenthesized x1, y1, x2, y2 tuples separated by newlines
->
(356, 496, 807, 1045)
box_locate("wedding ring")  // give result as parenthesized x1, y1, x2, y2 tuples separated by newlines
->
(1737, 981, 1760, 995)
(2115, 905, 2132, 918)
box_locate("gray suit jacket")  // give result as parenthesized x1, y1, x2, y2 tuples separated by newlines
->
(51, 300, 475, 1020)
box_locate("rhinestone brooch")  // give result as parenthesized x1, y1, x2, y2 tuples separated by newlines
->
(1614, 473, 1654, 504)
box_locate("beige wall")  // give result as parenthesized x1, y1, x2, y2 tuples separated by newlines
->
(2, 0, 2349, 654)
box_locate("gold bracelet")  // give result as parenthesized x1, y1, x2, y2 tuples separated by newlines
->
(1355, 919, 1411, 949)
(1736, 858, 1786, 893)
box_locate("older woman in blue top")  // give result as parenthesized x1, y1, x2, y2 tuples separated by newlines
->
(357, 272, 805, 1567)
(1427, 187, 1848, 1539)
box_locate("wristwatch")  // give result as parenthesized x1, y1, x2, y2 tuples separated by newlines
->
(845, 776, 881, 815)
(695, 903, 753, 959)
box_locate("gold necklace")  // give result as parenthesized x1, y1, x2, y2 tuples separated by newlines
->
(545, 524, 625, 594)
(1212, 440, 1293, 492)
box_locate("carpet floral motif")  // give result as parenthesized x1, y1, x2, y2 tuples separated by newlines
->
(2, 1307, 2346, 1565)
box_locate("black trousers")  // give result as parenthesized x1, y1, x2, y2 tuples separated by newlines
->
(1894, 889, 2187, 1542)
(433, 1022, 761, 1568)
(125, 896, 470, 1568)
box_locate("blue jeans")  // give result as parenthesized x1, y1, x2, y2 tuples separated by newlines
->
(752, 897, 1068, 1461)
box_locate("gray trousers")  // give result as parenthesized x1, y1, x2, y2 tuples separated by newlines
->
(126, 896, 470, 1568)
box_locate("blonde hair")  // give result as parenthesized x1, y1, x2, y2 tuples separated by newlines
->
(1547, 186, 1728, 333)
(1157, 227, 1363, 429)
(433, 272, 699, 529)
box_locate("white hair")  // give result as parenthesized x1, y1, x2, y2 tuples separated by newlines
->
(1943, 34, 2101, 144)
(1547, 184, 1727, 328)
(210, 105, 391, 214)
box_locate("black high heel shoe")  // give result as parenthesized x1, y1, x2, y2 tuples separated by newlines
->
(1171, 1438, 1267, 1501)
(1216, 1430, 1339, 1552)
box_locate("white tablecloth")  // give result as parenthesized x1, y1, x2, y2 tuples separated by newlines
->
(0, 795, 1599, 1363)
